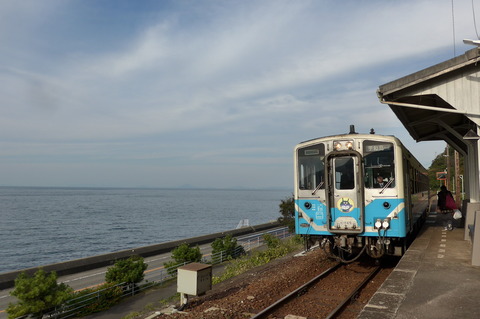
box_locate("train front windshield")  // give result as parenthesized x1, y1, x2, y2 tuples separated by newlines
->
(363, 141, 395, 188)
(297, 144, 325, 190)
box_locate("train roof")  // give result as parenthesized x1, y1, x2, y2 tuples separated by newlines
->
(297, 133, 401, 145)
(296, 133, 426, 172)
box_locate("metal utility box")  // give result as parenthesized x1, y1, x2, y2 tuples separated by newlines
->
(177, 263, 212, 296)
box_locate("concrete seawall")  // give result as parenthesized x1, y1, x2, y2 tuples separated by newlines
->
(0, 221, 280, 290)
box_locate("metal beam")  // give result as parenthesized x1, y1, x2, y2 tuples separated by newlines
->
(432, 119, 467, 141)
(417, 128, 446, 141)
(443, 136, 467, 156)
(408, 112, 447, 126)
(379, 100, 480, 118)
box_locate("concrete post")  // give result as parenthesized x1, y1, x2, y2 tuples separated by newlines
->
(464, 202, 480, 240)
(472, 211, 480, 266)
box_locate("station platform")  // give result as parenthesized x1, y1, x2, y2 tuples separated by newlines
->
(358, 211, 480, 319)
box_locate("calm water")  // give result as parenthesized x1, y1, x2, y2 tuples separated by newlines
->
(0, 187, 291, 274)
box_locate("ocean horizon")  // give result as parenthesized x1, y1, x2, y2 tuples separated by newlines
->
(0, 186, 291, 273)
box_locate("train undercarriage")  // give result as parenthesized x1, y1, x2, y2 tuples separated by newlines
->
(304, 234, 407, 263)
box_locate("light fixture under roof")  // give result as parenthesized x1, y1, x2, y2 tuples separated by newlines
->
(463, 39, 480, 46)
(463, 129, 480, 140)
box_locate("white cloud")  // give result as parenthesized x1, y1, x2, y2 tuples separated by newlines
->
(0, 0, 474, 187)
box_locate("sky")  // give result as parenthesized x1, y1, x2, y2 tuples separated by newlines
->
(0, 0, 479, 189)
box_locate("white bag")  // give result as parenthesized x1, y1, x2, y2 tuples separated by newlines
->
(453, 209, 462, 220)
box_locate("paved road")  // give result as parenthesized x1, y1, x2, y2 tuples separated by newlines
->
(0, 227, 285, 318)
(0, 243, 214, 318)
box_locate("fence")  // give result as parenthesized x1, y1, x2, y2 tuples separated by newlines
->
(13, 227, 291, 319)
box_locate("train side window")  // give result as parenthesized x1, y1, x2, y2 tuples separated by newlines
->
(297, 144, 325, 190)
(363, 141, 395, 189)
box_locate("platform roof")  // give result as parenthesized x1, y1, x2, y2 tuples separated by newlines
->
(377, 48, 480, 155)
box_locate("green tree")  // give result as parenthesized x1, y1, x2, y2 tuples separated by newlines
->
(278, 195, 295, 231)
(105, 256, 148, 292)
(171, 243, 202, 264)
(163, 243, 202, 274)
(6, 269, 72, 319)
(428, 146, 464, 192)
(211, 234, 243, 262)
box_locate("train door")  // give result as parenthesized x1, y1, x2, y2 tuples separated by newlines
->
(326, 153, 364, 233)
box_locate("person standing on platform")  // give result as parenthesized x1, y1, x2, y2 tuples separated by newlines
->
(437, 185, 455, 231)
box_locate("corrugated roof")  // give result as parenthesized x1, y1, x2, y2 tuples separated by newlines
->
(377, 48, 480, 154)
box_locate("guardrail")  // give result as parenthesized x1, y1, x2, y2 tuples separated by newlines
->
(0, 221, 281, 290)
(12, 227, 292, 319)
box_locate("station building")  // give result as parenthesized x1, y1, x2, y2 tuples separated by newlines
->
(377, 47, 480, 264)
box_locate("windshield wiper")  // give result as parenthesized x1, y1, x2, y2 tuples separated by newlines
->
(312, 181, 324, 195)
(379, 178, 394, 194)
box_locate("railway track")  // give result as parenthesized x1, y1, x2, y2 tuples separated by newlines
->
(252, 261, 381, 319)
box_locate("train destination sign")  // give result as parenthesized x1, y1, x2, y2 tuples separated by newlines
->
(436, 172, 447, 180)
(365, 144, 392, 152)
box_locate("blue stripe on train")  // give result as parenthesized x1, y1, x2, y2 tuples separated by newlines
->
(295, 198, 407, 237)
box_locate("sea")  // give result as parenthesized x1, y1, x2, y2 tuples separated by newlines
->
(0, 187, 291, 274)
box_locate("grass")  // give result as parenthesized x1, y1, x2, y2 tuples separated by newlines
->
(212, 235, 302, 284)
(121, 235, 303, 319)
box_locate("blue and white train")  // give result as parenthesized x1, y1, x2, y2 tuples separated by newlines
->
(294, 126, 429, 262)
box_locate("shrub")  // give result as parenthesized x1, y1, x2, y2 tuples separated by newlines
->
(278, 195, 295, 231)
(211, 234, 244, 263)
(173, 243, 202, 263)
(70, 282, 123, 316)
(262, 233, 281, 249)
(163, 243, 202, 275)
(212, 236, 302, 284)
(6, 269, 73, 319)
(106, 256, 148, 285)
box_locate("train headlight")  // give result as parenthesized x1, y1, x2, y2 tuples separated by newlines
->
(375, 219, 382, 229)
(333, 140, 354, 151)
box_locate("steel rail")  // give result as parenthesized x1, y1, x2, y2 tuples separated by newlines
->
(324, 265, 381, 319)
(251, 262, 342, 319)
